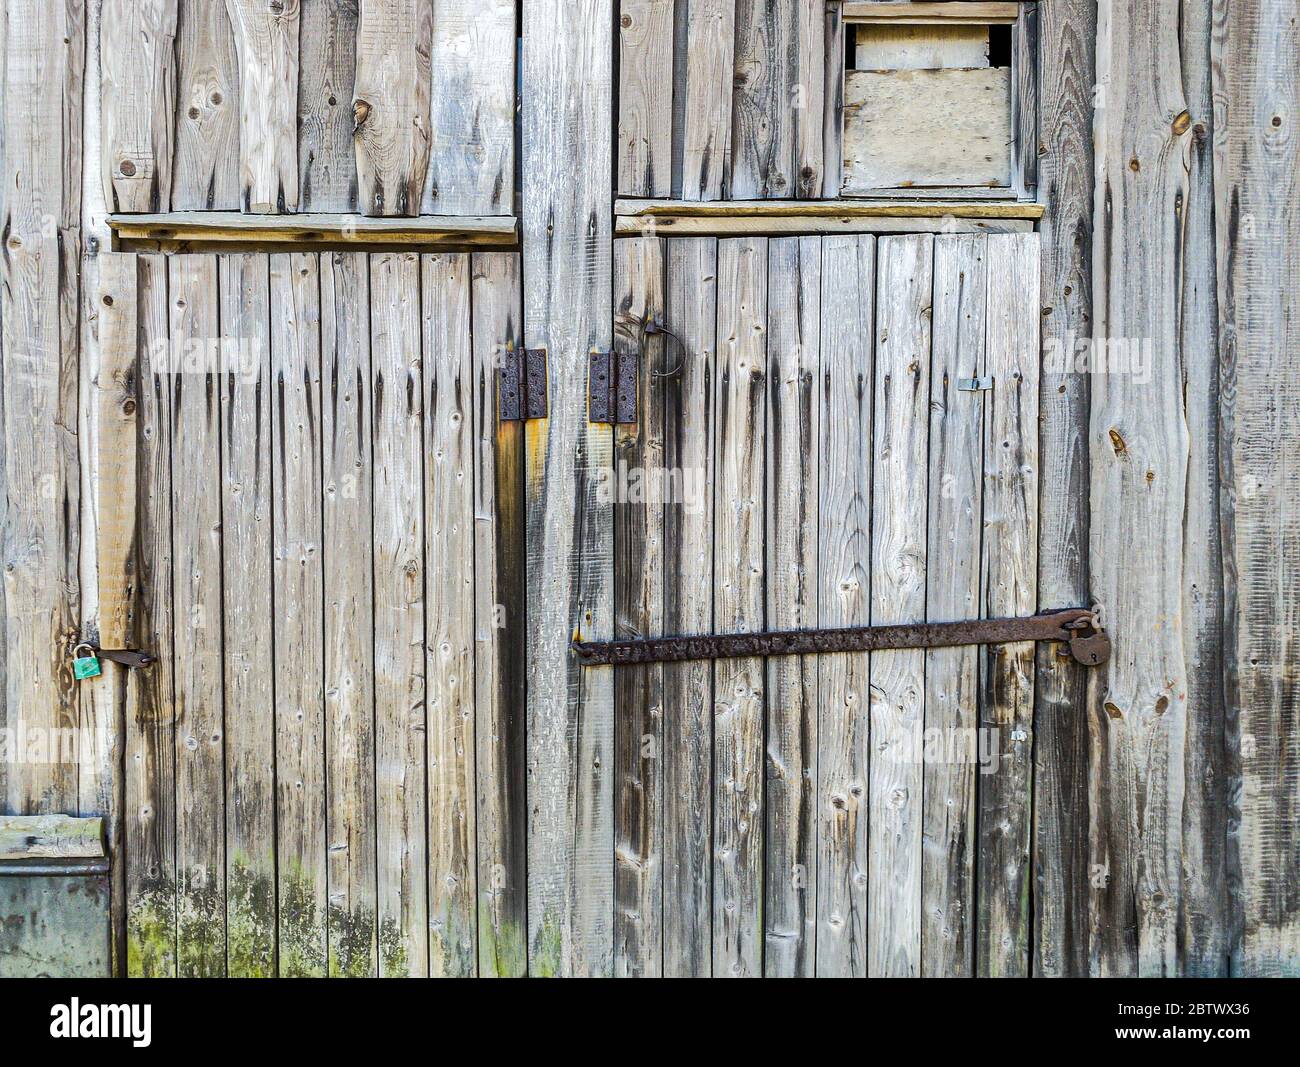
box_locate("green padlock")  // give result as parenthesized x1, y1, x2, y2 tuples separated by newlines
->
(72, 643, 102, 681)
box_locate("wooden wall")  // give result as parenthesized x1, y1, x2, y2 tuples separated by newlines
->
(100, 0, 517, 216)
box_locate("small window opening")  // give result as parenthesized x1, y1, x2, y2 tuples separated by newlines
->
(988, 24, 1013, 68)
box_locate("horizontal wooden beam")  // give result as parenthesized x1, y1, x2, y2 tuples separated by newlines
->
(614, 215, 1034, 237)
(841, 3, 1021, 24)
(108, 212, 520, 249)
(617, 198, 1044, 219)
(0, 815, 106, 859)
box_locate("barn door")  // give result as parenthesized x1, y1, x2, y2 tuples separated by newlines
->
(101, 250, 527, 978)
(608, 231, 1042, 977)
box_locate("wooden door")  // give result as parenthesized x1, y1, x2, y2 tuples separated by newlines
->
(608, 231, 1042, 976)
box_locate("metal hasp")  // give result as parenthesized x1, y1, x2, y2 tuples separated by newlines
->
(0, 815, 111, 977)
(573, 607, 1111, 667)
(498, 346, 548, 421)
(589, 350, 639, 424)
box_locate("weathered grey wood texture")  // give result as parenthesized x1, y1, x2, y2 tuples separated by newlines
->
(99, 0, 516, 216)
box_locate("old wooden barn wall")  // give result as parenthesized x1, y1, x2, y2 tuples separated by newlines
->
(0, 0, 1296, 976)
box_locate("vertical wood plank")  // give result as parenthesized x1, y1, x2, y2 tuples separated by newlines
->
(612, 236, 666, 977)
(820, 2, 844, 198)
(224, 0, 301, 211)
(1089, 0, 1191, 977)
(679, 0, 733, 201)
(169, 254, 226, 977)
(922, 234, 986, 978)
(977, 232, 1039, 977)
(370, 251, 428, 976)
(1031, 0, 1096, 980)
(101, 0, 178, 212)
(763, 235, 819, 976)
(127, 254, 179, 976)
(470, 251, 529, 977)
(815, 233, 874, 977)
(869, 233, 932, 978)
(271, 252, 328, 977)
(426, 0, 517, 215)
(661, 237, 717, 976)
(218, 253, 276, 977)
(712, 236, 767, 977)
(618, 0, 675, 197)
(321, 251, 378, 977)
(522, 0, 614, 978)
(353, 0, 433, 215)
(298, 0, 359, 212)
(1215, 0, 1300, 976)
(173, 0, 241, 209)
(422, 252, 476, 977)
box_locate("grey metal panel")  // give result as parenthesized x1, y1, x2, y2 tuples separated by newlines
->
(0, 870, 112, 977)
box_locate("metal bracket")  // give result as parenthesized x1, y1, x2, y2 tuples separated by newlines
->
(573, 608, 1111, 668)
(498, 347, 548, 421)
(95, 648, 156, 669)
(589, 350, 639, 424)
(957, 375, 994, 391)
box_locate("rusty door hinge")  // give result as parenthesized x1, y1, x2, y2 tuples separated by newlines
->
(589, 350, 639, 424)
(573, 608, 1110, 667)
(498, 347, 548, 421)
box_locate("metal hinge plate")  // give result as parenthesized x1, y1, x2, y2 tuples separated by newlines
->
(499, 347, 548, 421)
(958, 375, 994, 392)
(589, 350, 639, 424)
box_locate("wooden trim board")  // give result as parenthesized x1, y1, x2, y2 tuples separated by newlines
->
(108, 212, 519, 248)
(841, 3, 1022, 24)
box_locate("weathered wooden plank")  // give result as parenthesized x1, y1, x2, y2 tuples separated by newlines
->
(1089, 0, 1192, 977)
(712, 237, 767, 977)
(617, 199, 1044, 219)
(1030, 0, 1095, 980)
(469, 251, 529, 977)
(732, 0, 824, 199)
(224, 0, 301, 211)
(126, 253, 179, 977)
(922, 234, 986, 978)
(841, 3, 1020, 24)
(173, 0, 241, 209)
(616, 216, 1034, 238)
(1215, 0, 1300, 977)
(370, 252, 428, 977)
(522, 0, 614, 978)
(617, 1, 674, 198)
(868, 233, 932, 977)
(821, 2, 844, 198)
(320, 251, 379, 977)
(0, 814, 105, 858)
(853, 23, 989, 71)
(109, 212, 520, 248)
(842, 68, 1012, 192)
(612, 236, 666, 977)
(0, 0, 83, 819)
(977, 232, 1039, 977)
(425, 0, 516, 215)
(679, 0, 733, 201)
(661, 237, 717, 976)
(421, 252, 476, 977)
(217, 254, 276, 977)
(763, 236, 819, 976)
(1009, 3, 1039, 197)
(298, 0, 359, 212)
(353, 0, 433, 215)
(101, 0, 178, 212)
(270, 252, 328, 977)
(168, 255, 226, 977)
(814, 233, 873, 977)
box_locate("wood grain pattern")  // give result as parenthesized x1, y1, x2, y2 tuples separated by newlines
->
(680, 0, 734, 200)
(868, 234, 932, 977)
(173, 0, 241, 209)
(271, 252, 329, 977)
(224, 0, 301, 211)
(763, 236, 819, 976)
(321, 251, 378, 976)
(712, 237, 767, 977)
(422, 252, 476, 977)
(169, 255, 226, 977)
(661, 237, 717, 976)
(370, 252, 428, 976)
(298, 0, 359, 212)
(814, 234, 874, 977)
(922, 234, 986, 978)
(470, 252, 528, 977)
(353, 0, 433, 215)
(618, 1, 675, 197)
(426, 0, 516, 215)
(101, 0, 178, 212)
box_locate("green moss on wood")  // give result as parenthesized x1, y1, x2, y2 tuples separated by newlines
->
(328, 902, 377, 978)
(227, 859, 276, 977)
(279, 869, 327, 977)
(127, 882, 177, 978)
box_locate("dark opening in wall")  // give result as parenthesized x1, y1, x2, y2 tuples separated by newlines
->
(988, 24, 1013, 68)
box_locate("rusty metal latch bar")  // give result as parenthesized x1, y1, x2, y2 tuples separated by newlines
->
(589, 350, 639, 424)
(89, 647, 156, 669)
(573, 608, 1110, 667)
(498, 347, 548, 421)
